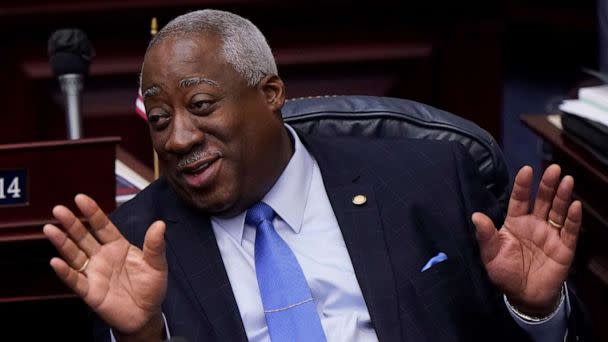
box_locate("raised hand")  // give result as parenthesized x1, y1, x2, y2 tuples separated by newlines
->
(472, 164, 582, 315)
(43, 194, 167, 338)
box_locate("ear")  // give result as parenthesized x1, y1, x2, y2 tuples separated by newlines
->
(259, 75, 285, 112)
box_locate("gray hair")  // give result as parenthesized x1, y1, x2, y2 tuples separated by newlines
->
(147, 9, 278, 87)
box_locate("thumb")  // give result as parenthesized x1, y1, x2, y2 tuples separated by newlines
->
(472, 212, 500, 265)
(143, 220, 167, 271)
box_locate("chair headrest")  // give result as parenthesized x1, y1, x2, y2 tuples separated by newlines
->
(282, 95, 510, 211)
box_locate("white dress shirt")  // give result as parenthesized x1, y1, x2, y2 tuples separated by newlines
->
(212, 125, 378, 342)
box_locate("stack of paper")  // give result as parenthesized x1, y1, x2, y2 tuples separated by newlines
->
(558, 85, 608, 163)
(559, 85, 608, 127)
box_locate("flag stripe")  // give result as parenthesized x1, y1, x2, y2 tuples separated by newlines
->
(135, 88, 147, 120)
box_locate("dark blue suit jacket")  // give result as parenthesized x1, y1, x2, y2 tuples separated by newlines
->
(97, 131, 587, 341)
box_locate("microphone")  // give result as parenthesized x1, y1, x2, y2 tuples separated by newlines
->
(48, 28, 95, 139)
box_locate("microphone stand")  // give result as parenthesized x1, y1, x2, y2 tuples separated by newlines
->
(58, 74, 84, 139)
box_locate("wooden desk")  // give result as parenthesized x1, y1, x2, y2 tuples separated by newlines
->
(0, 137, 119, 340)
(521, 115, 608, 341)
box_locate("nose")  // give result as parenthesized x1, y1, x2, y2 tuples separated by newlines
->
(164, 111, 205, 154)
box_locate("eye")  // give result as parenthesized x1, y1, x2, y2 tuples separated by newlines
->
(188, 94, 216, 115)
(190, 100, 211, 112)
(147, 108, 171, 129)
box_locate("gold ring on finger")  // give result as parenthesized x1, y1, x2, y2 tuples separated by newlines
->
(77, 258, 90, 273)
(548, 218, 563, 230)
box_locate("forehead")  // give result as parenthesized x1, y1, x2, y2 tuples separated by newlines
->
(141, 33, 227, 86)
(152, 33, 219, 58)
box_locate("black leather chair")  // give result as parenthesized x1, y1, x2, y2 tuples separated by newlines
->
(282, 95, 510, 213)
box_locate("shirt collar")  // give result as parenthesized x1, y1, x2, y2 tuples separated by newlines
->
(211, 125, 314, 245)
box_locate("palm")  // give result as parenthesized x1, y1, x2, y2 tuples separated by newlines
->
(43, 194, 167, 334)
(473, 165, 581, 312)
(84, 240, 167, 332)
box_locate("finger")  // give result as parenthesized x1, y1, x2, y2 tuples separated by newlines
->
(548, 175, 574, 226)
(49, 257, 89, 299)
(560, 201, 582, 250)
(507, 166, 533, 218)
(52, 205, 100, 256)
(43, 224, 90, 270)
(532, 164, 561, 220)
(143, 221, 167, 272)
(472, 212, 500, 265)
(75, 194, 123, 244)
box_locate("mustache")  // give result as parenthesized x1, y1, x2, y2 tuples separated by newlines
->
(177, 148, 223, 170)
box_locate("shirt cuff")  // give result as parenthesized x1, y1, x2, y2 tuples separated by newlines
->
(110, 312, 171, 342)
(504, 283, 571, 342)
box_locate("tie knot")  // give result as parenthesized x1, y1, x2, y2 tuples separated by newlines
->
(245, 202, 275, 227)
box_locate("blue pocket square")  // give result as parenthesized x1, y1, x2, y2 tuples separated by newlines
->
(420, 252, 448, 272)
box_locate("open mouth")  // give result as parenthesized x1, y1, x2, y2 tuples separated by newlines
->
(184, 159, 216, 175)
(179, 151, 223, 188)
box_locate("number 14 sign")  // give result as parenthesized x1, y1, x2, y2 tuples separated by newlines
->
(0, 169, 27, 206)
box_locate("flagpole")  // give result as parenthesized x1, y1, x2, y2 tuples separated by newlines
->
(150, 17, 160, 180)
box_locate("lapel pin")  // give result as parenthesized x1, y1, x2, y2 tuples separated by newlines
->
(352, 195, 367, 206)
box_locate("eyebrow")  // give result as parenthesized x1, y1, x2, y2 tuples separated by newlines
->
(178, 77, 219, 89)
(142, 77, 219, 100)
(142, 85, 161, 99)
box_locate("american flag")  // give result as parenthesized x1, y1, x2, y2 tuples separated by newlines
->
(136, 18, 157, 122)
(135, 88, 147, 120)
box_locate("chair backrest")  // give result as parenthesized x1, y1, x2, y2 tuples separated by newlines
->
(282, 95, 510, 212)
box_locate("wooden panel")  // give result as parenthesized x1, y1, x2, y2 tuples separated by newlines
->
(0, 239, 76, 301)
(0, 138, 118, 300)
(0, 138, 119, 340)
(0, 137, 119, 229)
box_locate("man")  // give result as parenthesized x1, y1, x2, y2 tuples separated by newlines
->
(43, 9, 586, 342)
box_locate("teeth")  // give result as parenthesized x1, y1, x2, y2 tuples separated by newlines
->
(192, 162, 210, 173)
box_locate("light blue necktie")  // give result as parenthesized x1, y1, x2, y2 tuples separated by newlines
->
(246, 202, 327, 342)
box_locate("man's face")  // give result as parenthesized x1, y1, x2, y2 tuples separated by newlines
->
(141, 34, 289, 217)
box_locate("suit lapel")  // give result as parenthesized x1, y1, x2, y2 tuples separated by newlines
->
(160, 185, 248, 342)
(301, 134, 403, 341)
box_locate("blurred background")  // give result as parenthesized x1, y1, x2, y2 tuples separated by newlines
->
(0, 0, 606, 340)
(0, 0, 600, 175)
